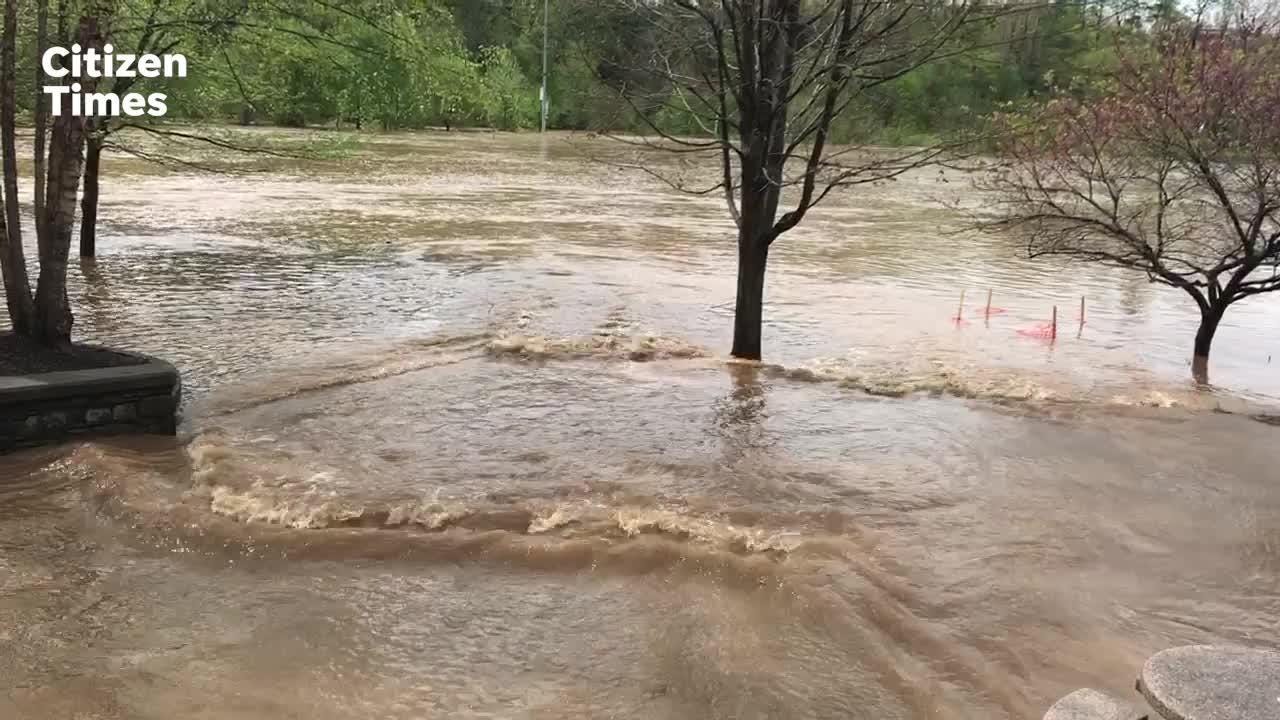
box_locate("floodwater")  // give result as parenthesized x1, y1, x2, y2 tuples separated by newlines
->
(2, 131, 1278, 719)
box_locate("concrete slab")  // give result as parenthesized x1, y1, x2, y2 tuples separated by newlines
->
(1138, 645, 1280, 720)
(1044, 688, 1148, 720)
(0, 358, 178, 406)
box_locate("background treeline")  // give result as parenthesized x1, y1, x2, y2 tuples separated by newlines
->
(10, 0, 1183, 142)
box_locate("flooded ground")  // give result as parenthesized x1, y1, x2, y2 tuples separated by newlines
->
(2, 131, 1278, 719)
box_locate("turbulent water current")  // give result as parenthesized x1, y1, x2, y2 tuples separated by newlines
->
(2, 131, 1278, 719)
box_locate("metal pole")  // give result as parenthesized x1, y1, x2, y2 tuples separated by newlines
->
(540, 0, 549, 133)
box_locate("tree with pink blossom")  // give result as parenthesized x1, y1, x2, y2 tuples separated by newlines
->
(981, 8, 1280, 383)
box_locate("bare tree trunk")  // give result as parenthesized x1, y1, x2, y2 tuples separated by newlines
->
(35, 12, 104, 347)
(221, 47, 256, 126)
(731, 138, 776, 359)
(723, 0, 801, 361)
(731, 232, 769, 360)
(0, 0, 34, 334)
(1192, 304, 1225, 384)
(79, 131, 102, 257)
(611, 0, 961, 360)
(33, 0, 48, 243)
(0, 212, 29, 334)
(55, 0, 66, 41)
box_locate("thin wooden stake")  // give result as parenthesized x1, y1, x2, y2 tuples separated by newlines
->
(956, 289, 965, 323)
(985, 289, 993, 319)
(1051, 305, 1058, 340)
(1080, 296, 1086, 326)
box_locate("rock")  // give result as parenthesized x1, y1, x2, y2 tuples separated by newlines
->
(1138, 645, 1280, 720)
(1045, 688, 1149, 720)
(85, 408, 112, 425)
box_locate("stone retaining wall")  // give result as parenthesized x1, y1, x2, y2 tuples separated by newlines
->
(0, 356, 181, 453)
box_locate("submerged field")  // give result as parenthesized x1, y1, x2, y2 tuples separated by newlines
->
(1, 130, 1277, 719)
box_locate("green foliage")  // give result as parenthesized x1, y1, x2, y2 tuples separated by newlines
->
(476, 46, 537, 129)
(123, 0, 521, 130)
(8, 0, 1149, 141)
(797, 0, 1128, 145)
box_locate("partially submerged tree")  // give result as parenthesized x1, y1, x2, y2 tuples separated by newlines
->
(0, 0, 34, 335)
(599, 0, 1009, 360)
(981, 12, 1280, 382)
(0, 0, 107, 346)
(77, 0, 206, 257)
(77, 0, 387, 257)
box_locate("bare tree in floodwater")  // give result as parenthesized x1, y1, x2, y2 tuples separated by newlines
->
(75, 0, 275, 257)
(598, 0, 1007, 360)
(77, 0, 185, 258)
(980, 16, 1280, 383)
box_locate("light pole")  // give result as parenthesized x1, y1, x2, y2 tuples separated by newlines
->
(540, 0, 549, 133)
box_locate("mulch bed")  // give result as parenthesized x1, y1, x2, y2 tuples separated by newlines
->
(0, 332, 147, 376)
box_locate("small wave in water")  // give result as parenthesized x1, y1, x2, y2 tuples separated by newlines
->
(196, 328, 711, 422)
(62, 442, 868, 603)
(203, 485, 807, 555)
(190, 323, 1262, 427)
(73, 433, 835, 564)
(752, 355, 1252, 412)
(487, 332, 710, 362)
(198, 332, 493, 416)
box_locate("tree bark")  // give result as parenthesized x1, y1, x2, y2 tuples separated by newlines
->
(727, 139, 782, 362)
(1192, 303, 1225, 384)
(35, 12, 104, 347)
(33, 0, 48, 244)
(721, 0, 802, 361)
(79, 131, 102, 257)
(0, 0, 34, 334)
(730, 230, 769, 360)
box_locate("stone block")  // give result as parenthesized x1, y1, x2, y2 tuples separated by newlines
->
(148, 416, 178, 435)
(1139, 645, 1280, 720)
(138, 395, 174, 418)
(1044, 688, 1148, 720)
(112, 403, 137, 422)
(85, 408, 112, 425)
(18, 415, 42, 437)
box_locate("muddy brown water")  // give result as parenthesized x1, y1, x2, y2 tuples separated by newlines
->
(2, 131, 1278, 719)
